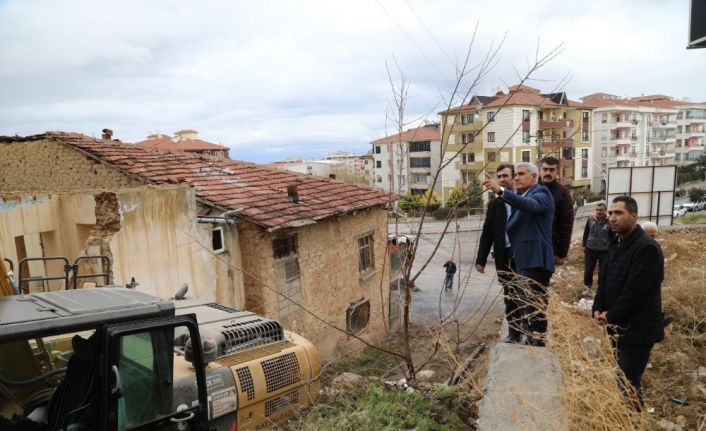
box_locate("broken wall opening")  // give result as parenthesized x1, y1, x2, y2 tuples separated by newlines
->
(80, 192, 121, 285)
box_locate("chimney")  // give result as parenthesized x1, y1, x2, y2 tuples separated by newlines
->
(102, 128, 113, 140)
(287, 184, 299, 203)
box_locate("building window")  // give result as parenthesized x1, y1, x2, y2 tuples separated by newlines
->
(376, 160, 382, 168)
(410, 141, 431, 152)
(376, 175, 382, 183)
(375, 146, 381, 154)
(461, 113, 475, 125)
(522, 110, 530, 122)
(346, 299, 371, 335)
(581, 167, 588, 178)
(582, 111, 589, 122)
(212, 227, 225, 254)
(522, 130, 530, 143)
(462, 152, 475, 164)
(562, 147, 573, 160)
(601, 113, 607, 123)
(581, 149, 588, 159)
(273, 235, 297, 258)
(410, 157, 431, 168)
(582, 130, 589, 142)
(487, 151, 496, 162)
(462, 133, 475, 144)
(358, 234, 374, 274)
(487, 132, 495, 142)
(487, 112, 495, 122)
(522, 150, 530, 163)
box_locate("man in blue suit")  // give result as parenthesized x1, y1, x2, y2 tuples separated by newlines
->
(483, 162, 555, 346)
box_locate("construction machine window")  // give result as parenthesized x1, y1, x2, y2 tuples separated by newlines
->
(0, 329, 97, 429)
(116, 329, 174, 430)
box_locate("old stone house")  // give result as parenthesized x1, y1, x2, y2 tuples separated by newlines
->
(0, 132, 394, 358)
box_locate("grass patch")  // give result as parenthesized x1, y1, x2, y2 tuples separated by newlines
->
(300, 383, 466, 431)
(673, 212, 706, 224)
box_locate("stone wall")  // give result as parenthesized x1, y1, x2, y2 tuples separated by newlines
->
(0, 139, 143, 192)
(239, 207, 390, 359)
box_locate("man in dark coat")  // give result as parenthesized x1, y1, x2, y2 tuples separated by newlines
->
(442, 260, 457, 291)
(593, 196, 664, 408)
(475, 164, 517, 341)
(539, 156, 574, 266)
(483, 162, 554, 346)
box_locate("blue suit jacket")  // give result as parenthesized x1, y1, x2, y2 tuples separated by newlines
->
(501, 183, 555, 273)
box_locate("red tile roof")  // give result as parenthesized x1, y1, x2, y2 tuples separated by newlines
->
(484, 90, 558, 108)
(371, 125, 440, 144)
(134, 136, 229, 153)
(9, 132, 393, 230)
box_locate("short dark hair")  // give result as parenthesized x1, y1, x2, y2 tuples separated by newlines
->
(612, 195, 638, 214)
(496, 164, 515, 176)
(539, 156, 560, 167)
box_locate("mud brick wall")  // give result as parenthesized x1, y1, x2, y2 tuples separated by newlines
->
(0, 139, 144, 192)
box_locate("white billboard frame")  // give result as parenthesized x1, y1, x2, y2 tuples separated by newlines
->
(606, 165, 677, 226)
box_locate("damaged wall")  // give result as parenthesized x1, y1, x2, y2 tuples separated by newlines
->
(0, 186, 245, 307)
(238, 207, 389, 360)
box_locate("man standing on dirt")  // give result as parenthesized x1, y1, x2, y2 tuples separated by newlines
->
(539, 156, 574, 267)
(593, 196, 664, 408)
(483, 162, 554, 346)
(475, 164, 519, 342)
(582, 202, 613, 294)
(442, 259, 457, 291)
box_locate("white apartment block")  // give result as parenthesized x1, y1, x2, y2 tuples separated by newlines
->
(370, 124, 442, 196)
(676, 104, 706, 164)
(583, 93, 684, 192)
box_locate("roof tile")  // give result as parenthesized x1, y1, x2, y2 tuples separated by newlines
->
(8, 132, 392, 230)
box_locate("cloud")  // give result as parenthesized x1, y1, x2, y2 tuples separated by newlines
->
(1, 0, 704, 163)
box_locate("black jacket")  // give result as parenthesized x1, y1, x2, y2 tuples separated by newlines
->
(475, 197, 509, 270)
(543, 180, 574, 258)
(592, 225, 664, 345)
(443, 260, 457, 275)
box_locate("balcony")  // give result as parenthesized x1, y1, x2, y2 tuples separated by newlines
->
(651, 134, 676, 143)
(652, 121, 677, 129)
(609, 137, 632, 147)
(455, 161, 484, 171)
(538, 138, 574, 151)
(610, 119, 632, 129)
(539, 119, 574, 129)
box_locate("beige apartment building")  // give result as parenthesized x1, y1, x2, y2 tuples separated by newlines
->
(439, 84, 594, 203)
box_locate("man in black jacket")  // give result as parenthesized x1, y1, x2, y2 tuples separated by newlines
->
(475, 164, 518, 342)
(539, 157, 574, 266)
(593, 196, 664, 408)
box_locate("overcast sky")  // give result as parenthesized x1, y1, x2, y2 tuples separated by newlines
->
(1, 0, 703, 162)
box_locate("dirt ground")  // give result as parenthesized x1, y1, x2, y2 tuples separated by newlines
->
(553, 225, 706, 430)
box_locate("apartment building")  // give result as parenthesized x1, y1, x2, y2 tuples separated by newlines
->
(581, 93, 685, 192)
(370, 123, 442, 196)
(676, 104, 706, 164)
(439, 85, 593, 203)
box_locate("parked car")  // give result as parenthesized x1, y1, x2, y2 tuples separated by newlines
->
(674, 205, 687, 217)
(675, 187, 687, 197)
(682, 198, 706, 212)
